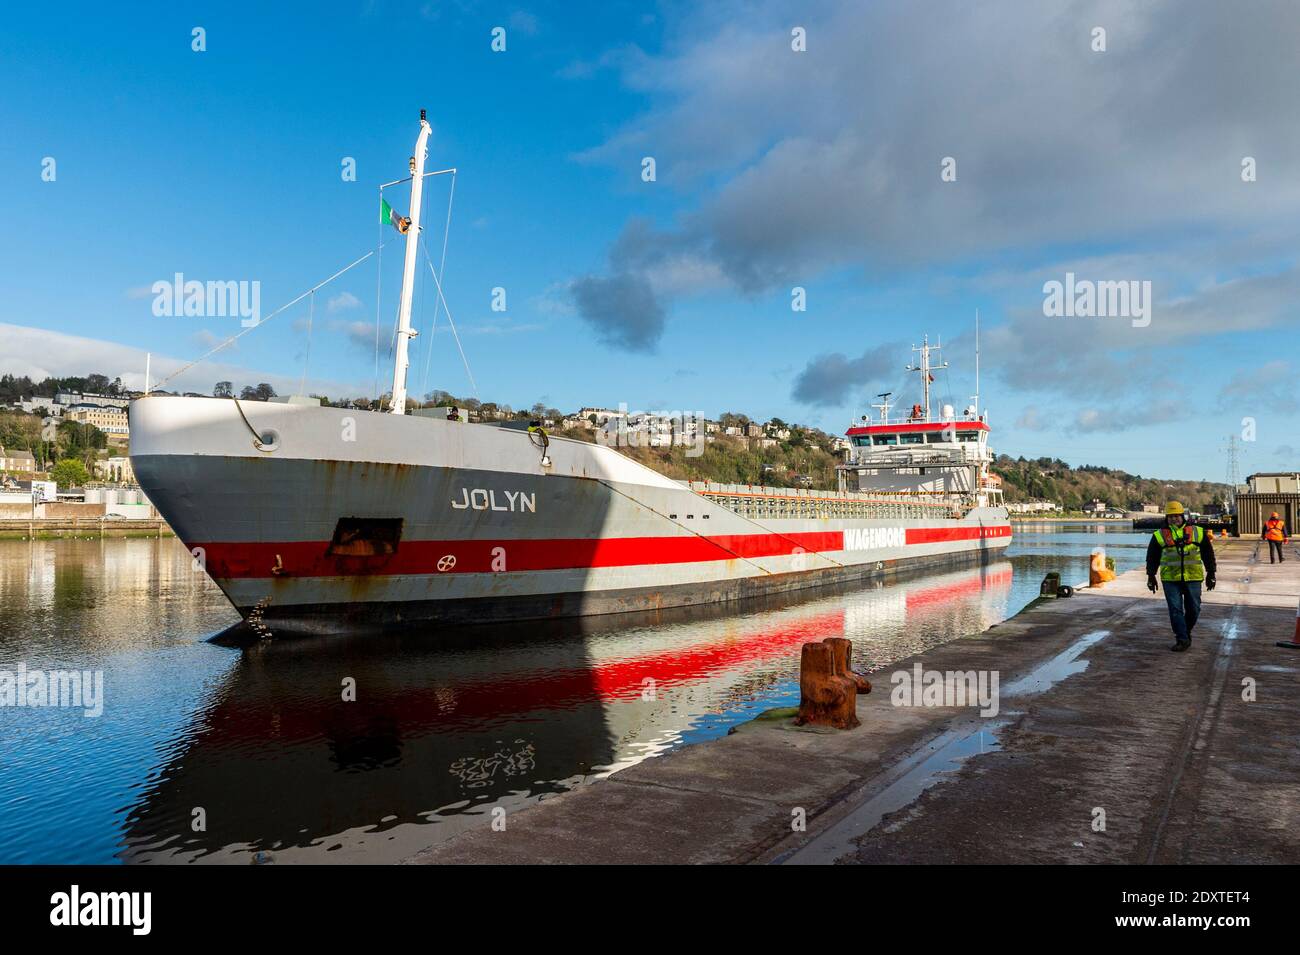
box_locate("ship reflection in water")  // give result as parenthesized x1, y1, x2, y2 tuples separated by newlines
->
(0, 524, 1147, 864)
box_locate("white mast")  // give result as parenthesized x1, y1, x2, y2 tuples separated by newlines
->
(907, 335, 947, 422)
(971, 309, 980, 419)
(390, 110, 432, 415)
(871, 392, 893, 425)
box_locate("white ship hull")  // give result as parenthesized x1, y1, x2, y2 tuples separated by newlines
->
(130, 397, 1011, 634)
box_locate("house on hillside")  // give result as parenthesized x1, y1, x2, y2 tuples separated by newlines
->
(0, 448, 36, 474)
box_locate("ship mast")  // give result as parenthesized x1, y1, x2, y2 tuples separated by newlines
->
(390, 110, 433, 416)
(871, 392, 893, 425)
(906, 335, 948, 422)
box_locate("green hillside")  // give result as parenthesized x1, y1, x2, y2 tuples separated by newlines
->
(992, 455, 1230, 512)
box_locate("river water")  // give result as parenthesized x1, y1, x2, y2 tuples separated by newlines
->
(0, 522, 1146, 864)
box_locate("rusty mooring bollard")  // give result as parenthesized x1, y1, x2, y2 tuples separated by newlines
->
(824, 637, 872, 694)
(795, 637, 871, 729)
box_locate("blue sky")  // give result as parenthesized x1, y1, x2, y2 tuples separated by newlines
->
(2, 1, 1298, 481)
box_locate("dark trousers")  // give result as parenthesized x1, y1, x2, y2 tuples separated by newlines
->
(1267, 539, 1285, 563)
(1161, 580, 1202, 644)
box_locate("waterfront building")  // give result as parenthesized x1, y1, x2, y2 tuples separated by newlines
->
(54, 390, 131, 410)
(1235, 471, 1300, 536)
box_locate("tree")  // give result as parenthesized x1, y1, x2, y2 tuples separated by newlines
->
(239, 383, 277, 401)
(719, 412, 751, 429)
(214, 381, 233, 398)
(58, 419, 106, 453)
(50, 458, 89, 488)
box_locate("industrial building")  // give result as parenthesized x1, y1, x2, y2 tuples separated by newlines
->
(1235, 472, 1299, 536)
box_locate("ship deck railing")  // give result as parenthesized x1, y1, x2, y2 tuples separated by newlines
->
(682, 481, 965, 521)
(843, 446, 992, 469)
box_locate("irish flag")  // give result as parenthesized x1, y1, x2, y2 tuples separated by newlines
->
(380, 197, 411, 234)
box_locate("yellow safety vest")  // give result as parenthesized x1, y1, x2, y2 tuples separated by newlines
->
(1154, 524, 1205, 582)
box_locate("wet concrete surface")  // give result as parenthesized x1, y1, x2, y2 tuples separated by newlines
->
(408, 539, 1300, 865)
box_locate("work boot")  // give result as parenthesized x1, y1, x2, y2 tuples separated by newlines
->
(1171, 640, 1190, 652)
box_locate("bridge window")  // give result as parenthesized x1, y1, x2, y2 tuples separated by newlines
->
(957, 431, 981, 442)
(872, 434, 898, 446)
(900, 433, 925, 445)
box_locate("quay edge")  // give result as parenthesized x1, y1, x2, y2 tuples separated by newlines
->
(406, 538, 1300, 865)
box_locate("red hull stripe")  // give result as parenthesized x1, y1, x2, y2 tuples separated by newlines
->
(191, 526, 1011, 579)
(905, 525, 1011, 545)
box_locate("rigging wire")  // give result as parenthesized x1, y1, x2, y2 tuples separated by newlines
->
(419, 171, 456, 399)
(154, 241, 394, 390)
(373, 188, 384, 402)
(421, 241, 478, 400)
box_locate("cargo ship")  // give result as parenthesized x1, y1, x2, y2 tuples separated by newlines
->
(129, 114, 1011, 634)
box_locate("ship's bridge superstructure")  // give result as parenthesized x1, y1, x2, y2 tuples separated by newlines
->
(845, 418, 993, 469)
(836, 335, 1003, 508)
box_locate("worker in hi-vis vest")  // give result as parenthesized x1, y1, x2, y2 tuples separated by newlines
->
(1145, 501, 1216, 652)
(1263, 511, 1288, 564)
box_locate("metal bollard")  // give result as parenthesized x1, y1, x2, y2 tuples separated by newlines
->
(795, 637, 869, 729)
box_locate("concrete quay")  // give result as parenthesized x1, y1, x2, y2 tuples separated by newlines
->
(409, 539, 1300, 865)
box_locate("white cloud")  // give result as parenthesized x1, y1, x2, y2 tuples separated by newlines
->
(338, 320, 377, 349)
(0, 322, 361, 398)
(1015, 407, 1051, 432)
(570, 0, 1300, 367)
(1074, 402, 1183, 433)
(191, 329, 229, 350)
(1218, 359, 1297, 411)
(508, 10, 539, 35)
(327, 291, 362, 313)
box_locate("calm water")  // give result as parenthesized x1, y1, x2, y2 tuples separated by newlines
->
(0, 522, 1146, 864)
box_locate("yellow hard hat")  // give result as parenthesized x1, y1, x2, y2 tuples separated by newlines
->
(1165, 501, 1185, 516)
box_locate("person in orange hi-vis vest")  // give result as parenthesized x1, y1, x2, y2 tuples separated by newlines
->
(1263, 511, 1288, 564)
